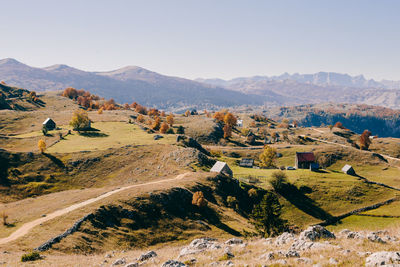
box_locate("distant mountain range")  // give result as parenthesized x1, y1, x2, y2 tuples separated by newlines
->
(2, 58, 400, 110)
(197, 73, 400, 109)
(0, 58, 267, 111)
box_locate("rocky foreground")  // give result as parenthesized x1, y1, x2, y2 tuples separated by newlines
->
(94, 225, 400, 267)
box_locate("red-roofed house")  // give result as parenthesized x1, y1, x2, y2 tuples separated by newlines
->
(295, 152, 316, 169)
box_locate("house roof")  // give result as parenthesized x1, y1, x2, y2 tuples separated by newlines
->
(342, 164, 354, 172)
(296, 152, 315, 162)
(43, 118, 54, 125)
(210, 161, 229, 173)
(239, 158, 254, 167)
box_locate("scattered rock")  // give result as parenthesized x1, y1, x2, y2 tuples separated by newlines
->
(367, 234, 386, 244)
(285, 250, 300, 258)
(112, 258, 126, 266)
(179, 237, 221, 257)
(259, 252, 275, 260)
(299, 225, 335, 241)
(272, 259, 287, 265)
(225, 238, 243, 245)
(274, 232, 296, 245)
(138, 251, 157, 262)
(223, 247, 234, 259)
(296, 257, 313, 264)
(162, 260, 187, 267)
(124, 263, 138, 267)
(339, 229, 364, 239)
(225, 261, 234, 266)
(365, 251, 400, 266)
(329, 258, 338, 265)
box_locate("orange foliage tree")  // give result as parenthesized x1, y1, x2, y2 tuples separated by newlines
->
(359, 130, 372, 150)
(160, 122, 169, 134)
(192, 191, 207, 207)
(223, 125, 232, 139)
(213, 111, 225, 122)
(224, 112, 237, 128)
(152, 116, 161, 130)
(137, 114, 145, 123)
(166, 114, 174, 126)
(38, 139, 46, 153)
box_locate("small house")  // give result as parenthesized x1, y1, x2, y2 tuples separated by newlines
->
(342, 164, 356, 176)
(210, 161, 233, 177)
(239, 158, 254, 168)
(237, 119, 243, 127)
(295, 152, 316, 169)
(43, 118, 56, 131)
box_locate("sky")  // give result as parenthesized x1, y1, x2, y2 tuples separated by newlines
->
(1, 0, 400, 81)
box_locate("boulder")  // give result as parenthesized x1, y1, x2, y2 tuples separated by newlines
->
(299, 225, 335, 241)
(365, 251, 400, 266)
(138, 251, 157, 261)
(161, 260, 187, 267)
(179, 237, 221, 257)
(124, 263, 138, 267)
(285, 250, 300, 258)
(259, 252, 275, 260)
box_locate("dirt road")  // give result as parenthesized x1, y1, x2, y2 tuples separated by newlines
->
(0, 172, 191, 245)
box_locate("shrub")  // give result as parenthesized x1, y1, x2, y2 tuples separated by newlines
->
(1, 211, 8, 225)
(42, 125, 48, 136)
(248, 188, 258, 198)
(166, 114, 174, 126)
(166, 127, 174, 134)
(176, 125, 185, 134)
(192, 191, 207, 207)
(269, 171, 288, 191)
(21, 251, 41, 262)
(226, 196, 238, 209)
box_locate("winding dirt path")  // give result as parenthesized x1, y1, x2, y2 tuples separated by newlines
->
(0, 172, 191, 245)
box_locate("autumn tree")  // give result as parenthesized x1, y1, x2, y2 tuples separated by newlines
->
(166, 114, 174, 126)
(38, 139, 46, 153)
(70, 109, 90, 130)
(123, 103, 130, 110)
(62, 87, 78, 99)
(148, 108, 160, 117)
(213, 111, 224, 122)
(135, 104, 147, 115)
(152, 116, 161, 130)
(334, 122, 344, 129)
(259, 145, 277, 168)
(130, 102, 138, 109)
(185, 110, 191, 117)
(269, 171, 288, 191)
(97, 107, 103, 114)
(224, 112, 237, 128)
(160, 122, 169, 134)
(223, 124, 232, 139)
(160, 111, 166, 117)
(137, 114, 145, 123)
(360, 130, 372, 150)
(192, 191, 207, 208)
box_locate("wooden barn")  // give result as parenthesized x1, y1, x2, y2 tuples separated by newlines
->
(43, 118, 56, 130)
(295, 152, 316, 169)
(342, 164, 356, 176)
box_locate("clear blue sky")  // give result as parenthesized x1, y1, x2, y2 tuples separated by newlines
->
(1, 0, 400, 80)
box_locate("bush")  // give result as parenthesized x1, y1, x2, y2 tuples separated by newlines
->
(21, 251, 41, 262)
(70, 109, 90, 130)
(192, 191, 207, 208)
(269, 171, 288, 191)
(176, 125, 185, 134)
(166, 127, 174, 134)
(248, 188, 258, 198)
(226, 196, 238, 209)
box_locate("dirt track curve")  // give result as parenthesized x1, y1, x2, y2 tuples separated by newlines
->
(0, 172, 191, 245)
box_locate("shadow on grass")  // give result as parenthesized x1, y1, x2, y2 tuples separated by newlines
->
(278, 183, 334, 221)
(228, 139, 248, 147)
(78, 131, 109, 138)
(43, 153, 66, 169)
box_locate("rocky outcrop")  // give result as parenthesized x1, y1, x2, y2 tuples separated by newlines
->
(365, 251, 400, 266)
(179, 237, 221, 257)
(161, 260, 186, 267)
(299, 225, 336, 241)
